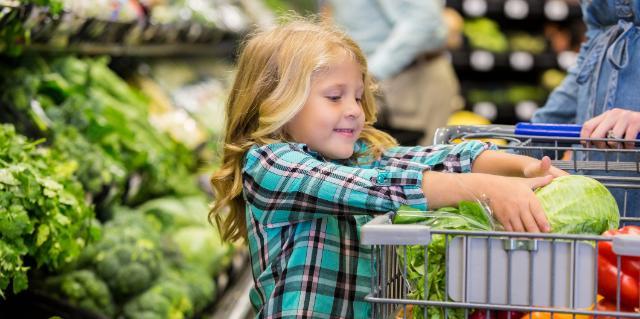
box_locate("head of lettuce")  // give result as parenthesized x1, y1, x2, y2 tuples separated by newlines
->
(535, 175, 619, 235)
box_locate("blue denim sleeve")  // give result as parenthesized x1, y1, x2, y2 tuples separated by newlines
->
(532, 25, 599, 124)
(531, 74, 579, 124)
(368, 0, 447, 80)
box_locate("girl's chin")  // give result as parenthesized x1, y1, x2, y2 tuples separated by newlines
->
(326, 148, 354, 160)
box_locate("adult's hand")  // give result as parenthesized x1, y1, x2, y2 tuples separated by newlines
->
(580, 108, 640, 149)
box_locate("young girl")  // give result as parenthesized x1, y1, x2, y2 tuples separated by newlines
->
(210, 19, 566, 319)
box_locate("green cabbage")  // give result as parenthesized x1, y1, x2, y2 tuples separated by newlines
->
(535, 175, 619, 235)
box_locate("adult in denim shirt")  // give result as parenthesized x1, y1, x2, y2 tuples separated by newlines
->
(533, 0, 640, 218)
(327, 0, 462, 145)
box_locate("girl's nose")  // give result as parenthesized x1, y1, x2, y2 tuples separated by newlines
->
(345, 100, 362, 119)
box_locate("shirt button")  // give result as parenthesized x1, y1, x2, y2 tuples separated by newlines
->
(376, 172, 390, 185)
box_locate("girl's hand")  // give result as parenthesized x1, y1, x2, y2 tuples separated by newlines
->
(423, 171, 554, 233)
(522, 156, 569, 178)
(580, 108, 640, 149)
(479, 174, 554, 233)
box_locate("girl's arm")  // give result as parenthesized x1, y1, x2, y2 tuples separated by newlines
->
(243, 143, 428, 227)
(470, 150, 567, 178)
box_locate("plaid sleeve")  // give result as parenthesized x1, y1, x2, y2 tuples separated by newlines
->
(380, 140, 497, 173)
(243, 143, 427, 227)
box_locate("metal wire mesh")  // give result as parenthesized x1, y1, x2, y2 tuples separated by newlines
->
(365, 126, 640, 319)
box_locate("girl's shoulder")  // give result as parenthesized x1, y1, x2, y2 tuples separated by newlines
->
(244, 142, 322, 168)
(246, 142, 316, 158)
(244, 140, 370, 168)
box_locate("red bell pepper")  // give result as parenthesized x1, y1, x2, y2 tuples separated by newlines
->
(598, 226, 640, 309)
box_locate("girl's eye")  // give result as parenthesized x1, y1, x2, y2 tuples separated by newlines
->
(327, 96, 341, 102)
(356, 97, 362, 104)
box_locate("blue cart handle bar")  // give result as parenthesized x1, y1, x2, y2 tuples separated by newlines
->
(516, 122, 640, 139)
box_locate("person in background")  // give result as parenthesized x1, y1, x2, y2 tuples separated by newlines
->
(209, 18, 566, 319)
(326, 0, 464, 146)
(532, 0, 640, 217)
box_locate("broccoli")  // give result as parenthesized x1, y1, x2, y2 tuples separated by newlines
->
(122, 280, 194, 319)
(90, 211, 163, 300)
(43, 270, 115, 318)
(165, 265, 216, 313)
(91, 235, 162, 299)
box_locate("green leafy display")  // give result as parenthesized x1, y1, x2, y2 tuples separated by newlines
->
(0, 124, 96, 296)
(42, 269, 115, 317)
(0, 56, 197, 207)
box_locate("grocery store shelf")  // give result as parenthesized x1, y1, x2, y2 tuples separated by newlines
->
(27, 41, 237, 57)
(447, 0, 582, 21)
(450, 50, 577, 72)
(0, 3, 245, 58)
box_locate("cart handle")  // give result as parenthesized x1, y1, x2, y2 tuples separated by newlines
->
(360, 212, 432, 245)
(515, 123, 640, 139)
(432, 123, 640, 145)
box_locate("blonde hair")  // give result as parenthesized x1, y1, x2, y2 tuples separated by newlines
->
(209, 17, 397, 242)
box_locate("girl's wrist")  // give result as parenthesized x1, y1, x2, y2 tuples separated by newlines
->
(459, 173, 490, 201)
(423, 171, 486, 208)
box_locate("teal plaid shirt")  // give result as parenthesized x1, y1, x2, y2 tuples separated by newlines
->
(243, 140, 493, 319)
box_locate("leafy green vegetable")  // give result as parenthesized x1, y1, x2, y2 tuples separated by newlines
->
(139, 195, 235, 276)
(394, 201, 493, 319)
(0, 56, 197, 207)
(163, 264, 216, 314)
(535, 175, 619, 235)
(172, 226, 233, 277)
(122, 279, 194, 319)
(137, 196, 209, 232)
(463, 18, 508, 53)
(42, 269, 115, 317)
(0, 124, 96, 296)
(85, 210, 163, 300)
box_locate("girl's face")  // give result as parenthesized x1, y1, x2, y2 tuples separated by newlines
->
(285, 55, 365, 160)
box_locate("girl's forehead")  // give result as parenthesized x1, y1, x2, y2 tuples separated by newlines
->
(314, 51, 365, 77)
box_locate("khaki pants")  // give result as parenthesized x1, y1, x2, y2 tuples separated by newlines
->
(379, 55, 462, 145)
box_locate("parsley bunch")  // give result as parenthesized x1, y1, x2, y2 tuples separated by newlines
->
(0, 124, 97, 296)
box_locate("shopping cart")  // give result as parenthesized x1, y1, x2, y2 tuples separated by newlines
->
(361, 124, 640, 319)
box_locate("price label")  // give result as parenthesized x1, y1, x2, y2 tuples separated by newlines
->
(473, 102, 498, 121)
(470, 50, 495, 71)
(509, 51, 534, 71)
(463, 0, 487, 17)
(515, 101, 539, 121)
(544, 0, 569, 21)
(504, 0, 529, 20)
(557, 51, 578, 70)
